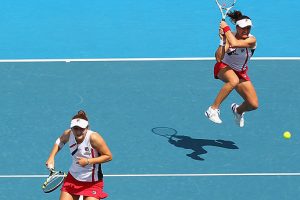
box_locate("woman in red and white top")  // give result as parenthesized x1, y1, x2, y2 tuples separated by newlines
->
(205, 10, 258, 127)
(46, 110, 112, 200)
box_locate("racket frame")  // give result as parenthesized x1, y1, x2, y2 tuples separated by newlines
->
(215, 0, 236, 20)
(42, 169, 66, 193)
(151, 127, 178, 139)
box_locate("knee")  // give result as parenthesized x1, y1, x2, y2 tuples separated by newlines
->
(249, 100, 259, 111)
(228, 78, 240, 89)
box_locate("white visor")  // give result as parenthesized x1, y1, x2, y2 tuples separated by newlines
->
(70, 118, 89, 128)
(236, 19, 252, 28)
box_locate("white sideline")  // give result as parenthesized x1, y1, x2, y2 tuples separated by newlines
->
(0, 57, 299, 63)
(1, 173, 300, 178)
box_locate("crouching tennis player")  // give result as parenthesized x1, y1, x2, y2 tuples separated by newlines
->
(46, 110, 112, 200)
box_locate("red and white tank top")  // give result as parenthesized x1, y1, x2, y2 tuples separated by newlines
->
(222, 33, 256, 72)
(68, 130, 103, 182)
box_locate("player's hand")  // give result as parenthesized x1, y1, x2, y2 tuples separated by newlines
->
(220, 21, 228, 29)
(45, 158, 55, 170)
(76, 157, 89, 167)
(219, 28, 225, 39)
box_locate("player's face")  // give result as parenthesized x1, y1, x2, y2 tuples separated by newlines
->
(71, 126, 87, 137)
(236, 26, 251, 39)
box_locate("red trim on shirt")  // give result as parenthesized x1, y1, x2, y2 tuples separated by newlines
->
(242, 48, 249, 71)
(91, 149, 95, 182)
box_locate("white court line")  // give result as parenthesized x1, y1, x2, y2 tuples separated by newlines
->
(0, 57, 299, 63)
(1, 173, 300, 178)
(0, 57, 211, 62)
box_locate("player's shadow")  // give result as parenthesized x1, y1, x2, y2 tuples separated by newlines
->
(152, 127, 239, 161)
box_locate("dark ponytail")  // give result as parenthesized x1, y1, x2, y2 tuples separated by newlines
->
(227, 10, 250, 24)
(72, 110, 88, 121)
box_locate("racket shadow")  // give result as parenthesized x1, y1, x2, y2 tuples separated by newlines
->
(152, 127, 239, 161)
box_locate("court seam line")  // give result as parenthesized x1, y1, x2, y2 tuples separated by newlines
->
(1, 173, 300, 178)
(0, 57, 299, 62)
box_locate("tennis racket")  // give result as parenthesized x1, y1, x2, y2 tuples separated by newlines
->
(152, 127, 177, 139)
(215, 0, 236, 20)
(42, 168, 66, 193)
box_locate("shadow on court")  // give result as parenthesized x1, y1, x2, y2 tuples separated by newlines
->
(152, 127, 239, 161)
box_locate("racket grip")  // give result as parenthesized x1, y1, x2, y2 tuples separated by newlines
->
(48, 167, 55, 174)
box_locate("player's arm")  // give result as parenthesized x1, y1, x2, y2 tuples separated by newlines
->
(45, 129, 71, 169)
(225, 32, 256, 48)
(77, 132, 112, 167)
(215, 28, 229, 62)
(220, 21, 256, 48)
(90, 132, 112, 164)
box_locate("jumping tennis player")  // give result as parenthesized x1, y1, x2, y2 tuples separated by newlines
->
(45, 110, 112, 200)
(205, 10, 258, 127)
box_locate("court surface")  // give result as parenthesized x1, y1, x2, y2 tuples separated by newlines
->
(0, 59, 299, 200)
(0, 0, 300, 199)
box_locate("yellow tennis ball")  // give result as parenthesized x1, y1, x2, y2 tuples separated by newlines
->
(283, 131, 291, 139)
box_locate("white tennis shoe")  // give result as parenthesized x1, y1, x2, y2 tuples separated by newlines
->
(231, 103, 244, 127)
(205, 106, 222, 124)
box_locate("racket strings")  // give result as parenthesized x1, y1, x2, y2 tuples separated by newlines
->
(46, 177, 63, 188)
(152, 127, 178, 138)
(217, 0, 235, 8)
(42, 172, 66, 193)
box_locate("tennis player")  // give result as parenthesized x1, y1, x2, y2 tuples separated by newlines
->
(45, 110, 112, 200)
(205, 10, 258, 127)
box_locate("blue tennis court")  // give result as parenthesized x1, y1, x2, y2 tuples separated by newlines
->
(0, 0, 300, 199)
(0, 59, 299, 200)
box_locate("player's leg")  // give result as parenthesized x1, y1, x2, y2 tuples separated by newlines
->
(60, 191, 80, 200)
(234, 80, 259, 113)
(212, 67, 240, 108)
(231, 80, 258, 127)
(83, 197, 99, 200)
(205, 66, 239, 124)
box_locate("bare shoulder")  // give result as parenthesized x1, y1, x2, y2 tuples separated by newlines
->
(62, 129, 72, 136)
(90, 131, 104, 141)
(60, 129, 72, 143)
(90, 131, 107, 147)
(90, 131, 111, 157)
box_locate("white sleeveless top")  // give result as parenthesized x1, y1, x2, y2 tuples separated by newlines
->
(68, 130, 103, 182)
(222, 33, 256, 72)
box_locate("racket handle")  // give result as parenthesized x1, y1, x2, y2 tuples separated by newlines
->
(48, 168, 55, 174)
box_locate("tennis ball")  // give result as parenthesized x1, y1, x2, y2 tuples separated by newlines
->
(283, 131, 291, 139)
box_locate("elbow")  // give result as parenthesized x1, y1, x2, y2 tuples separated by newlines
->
(215, 54, 220, 62)
(215, 50, 224, 62)
(107, 153, 113, 162)
(215, 57, 222, 63)
(215, 54, 223, 63)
